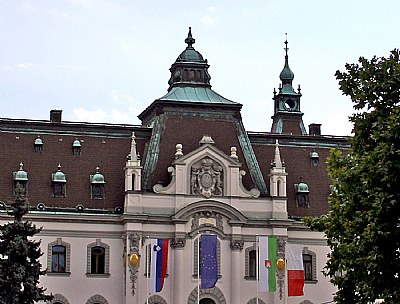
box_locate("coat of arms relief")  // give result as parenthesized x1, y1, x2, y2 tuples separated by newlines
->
(190, 157, 223, 198)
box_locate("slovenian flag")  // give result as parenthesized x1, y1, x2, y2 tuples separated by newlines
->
(258, 236, 277, 292)
(287, 243, 304, 296)
(150, 239, 169, 293)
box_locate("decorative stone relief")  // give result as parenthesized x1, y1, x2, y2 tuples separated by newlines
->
(277, 236, 287, 300)
(230, 239, 244, 251)
(171, 238, 186, 249)
(191, 211, 224, 233)
(191, 157, 223, 198)
(128, 233, 141, 296)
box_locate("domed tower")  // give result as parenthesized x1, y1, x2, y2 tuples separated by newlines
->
(271, 37, 306, 135)
(137, 28, 267, 195)
(167, 27, 211, 90)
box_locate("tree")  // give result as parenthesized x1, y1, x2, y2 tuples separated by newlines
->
(0, 189, 53, 303)
(306, 49, 400, 304)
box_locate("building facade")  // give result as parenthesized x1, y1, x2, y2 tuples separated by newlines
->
(0, 28, 348, 304)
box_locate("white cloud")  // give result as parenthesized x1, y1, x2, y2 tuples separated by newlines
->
(200, 6, 216, 27)
(200, 15, 215, 27)
(72, 107, 108, 123)
(72, 106, 141, 124)
(17, 63, 35, 69)
(111, 90, 135, 105)
(20, 2, 35, 12)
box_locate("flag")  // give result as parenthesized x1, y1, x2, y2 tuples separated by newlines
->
(287, 243, 304, 296)
(150, 239, 169, 293)
(258, 236, 277, 292)
(200, 234, 218, 288)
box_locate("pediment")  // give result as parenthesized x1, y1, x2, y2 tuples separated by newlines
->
(173, 143, 241, 168)
(153, 137, 260, 198)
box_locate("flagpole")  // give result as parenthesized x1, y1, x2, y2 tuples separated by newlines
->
(256, 234, 259, 304)
(146, 236, 149, 304)
(284, 253, 288, 304)
(197, 232, 200, 304)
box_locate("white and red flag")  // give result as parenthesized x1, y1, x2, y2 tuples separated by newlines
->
(286, 243, 304, 296)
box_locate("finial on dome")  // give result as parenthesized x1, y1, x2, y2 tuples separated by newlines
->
(185, 27, 195, 48)
(284, 33, 289, 58)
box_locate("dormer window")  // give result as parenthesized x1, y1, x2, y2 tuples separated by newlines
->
(90, 167, 105, 199)
(310, 151, 319, 167)
(13, 162, 28, 195)
(34, 136, 43, 152)
(295, 179, 310, 207)
(73, 138, 81, 155)
(52, 164, 66, 197)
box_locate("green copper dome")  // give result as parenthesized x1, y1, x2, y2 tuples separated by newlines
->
(176, 27, 204, 62)
(297, 182, 309, 193)
(34, 136, 43, 145)
(14, 163, 28, 181)
(279, 39, 294, 83)
(91, 167, 105, 184)
(167, 27, 211, 91)
(52, 164, 66, 183)
(73, 138, 81, 147)
(279, 60, 294, 82)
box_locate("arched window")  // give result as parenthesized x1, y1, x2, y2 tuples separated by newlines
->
(245, 244, 257, 279)
(87, 240, 110, 276)
(52, 245, 66, 272)
(51, 293, 70, 304)
(47, 238, 71, 274)
(86, 294, 109, 304)
(303, 247, 317, 282)
(91, 246, 105, 274)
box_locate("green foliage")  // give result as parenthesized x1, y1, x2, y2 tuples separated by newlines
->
(0, 191, 53, 303)
(306, 49, 400, 304)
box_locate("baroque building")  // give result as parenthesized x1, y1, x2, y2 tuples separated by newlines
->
(0, 28, 348, 304)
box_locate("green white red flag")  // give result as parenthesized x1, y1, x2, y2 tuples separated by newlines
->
(258, 236, 277, 292)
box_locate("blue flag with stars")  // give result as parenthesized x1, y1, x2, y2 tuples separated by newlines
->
(201, 234, 218, 288)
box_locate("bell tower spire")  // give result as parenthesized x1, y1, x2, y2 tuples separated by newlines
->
(271, 35, 306, 135)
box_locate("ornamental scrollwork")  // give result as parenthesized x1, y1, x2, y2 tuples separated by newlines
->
(191, 157, 223, 198)
(128, 233, 141, 296)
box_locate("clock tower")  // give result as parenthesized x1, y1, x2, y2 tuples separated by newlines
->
(271, 38, 307, 135)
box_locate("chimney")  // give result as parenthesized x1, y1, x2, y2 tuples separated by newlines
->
(50, 110, 62, 123)
(309, 123, 321, 136)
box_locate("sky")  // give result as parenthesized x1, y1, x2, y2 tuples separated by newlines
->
(0, 0, 399, 136)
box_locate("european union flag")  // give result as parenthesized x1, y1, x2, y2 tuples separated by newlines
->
(200, 234, 218, 288)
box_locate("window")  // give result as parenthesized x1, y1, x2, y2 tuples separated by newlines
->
(87, 240, 110, 276)
(52, 165, 67, 197)
(51, 293, 70, 304)
(85, 294, 109, 304)
(303, 254, 312, 281)
(13, 163, 28, 195)
(34, 136, 43, 152)
(90, 167, 105, 199)
(47, 238, 71, 274)
(249, 250, 256, 277)
(91, 246, 105, 274)
(53, 183, 66, 197)
(73, 139, 81, 155)
(52, 245, 66, 272)
(245, 245, 257, 279)
(302, 247, 317, 282)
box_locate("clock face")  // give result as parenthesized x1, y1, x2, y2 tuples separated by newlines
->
(284, 98, 297, 111)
